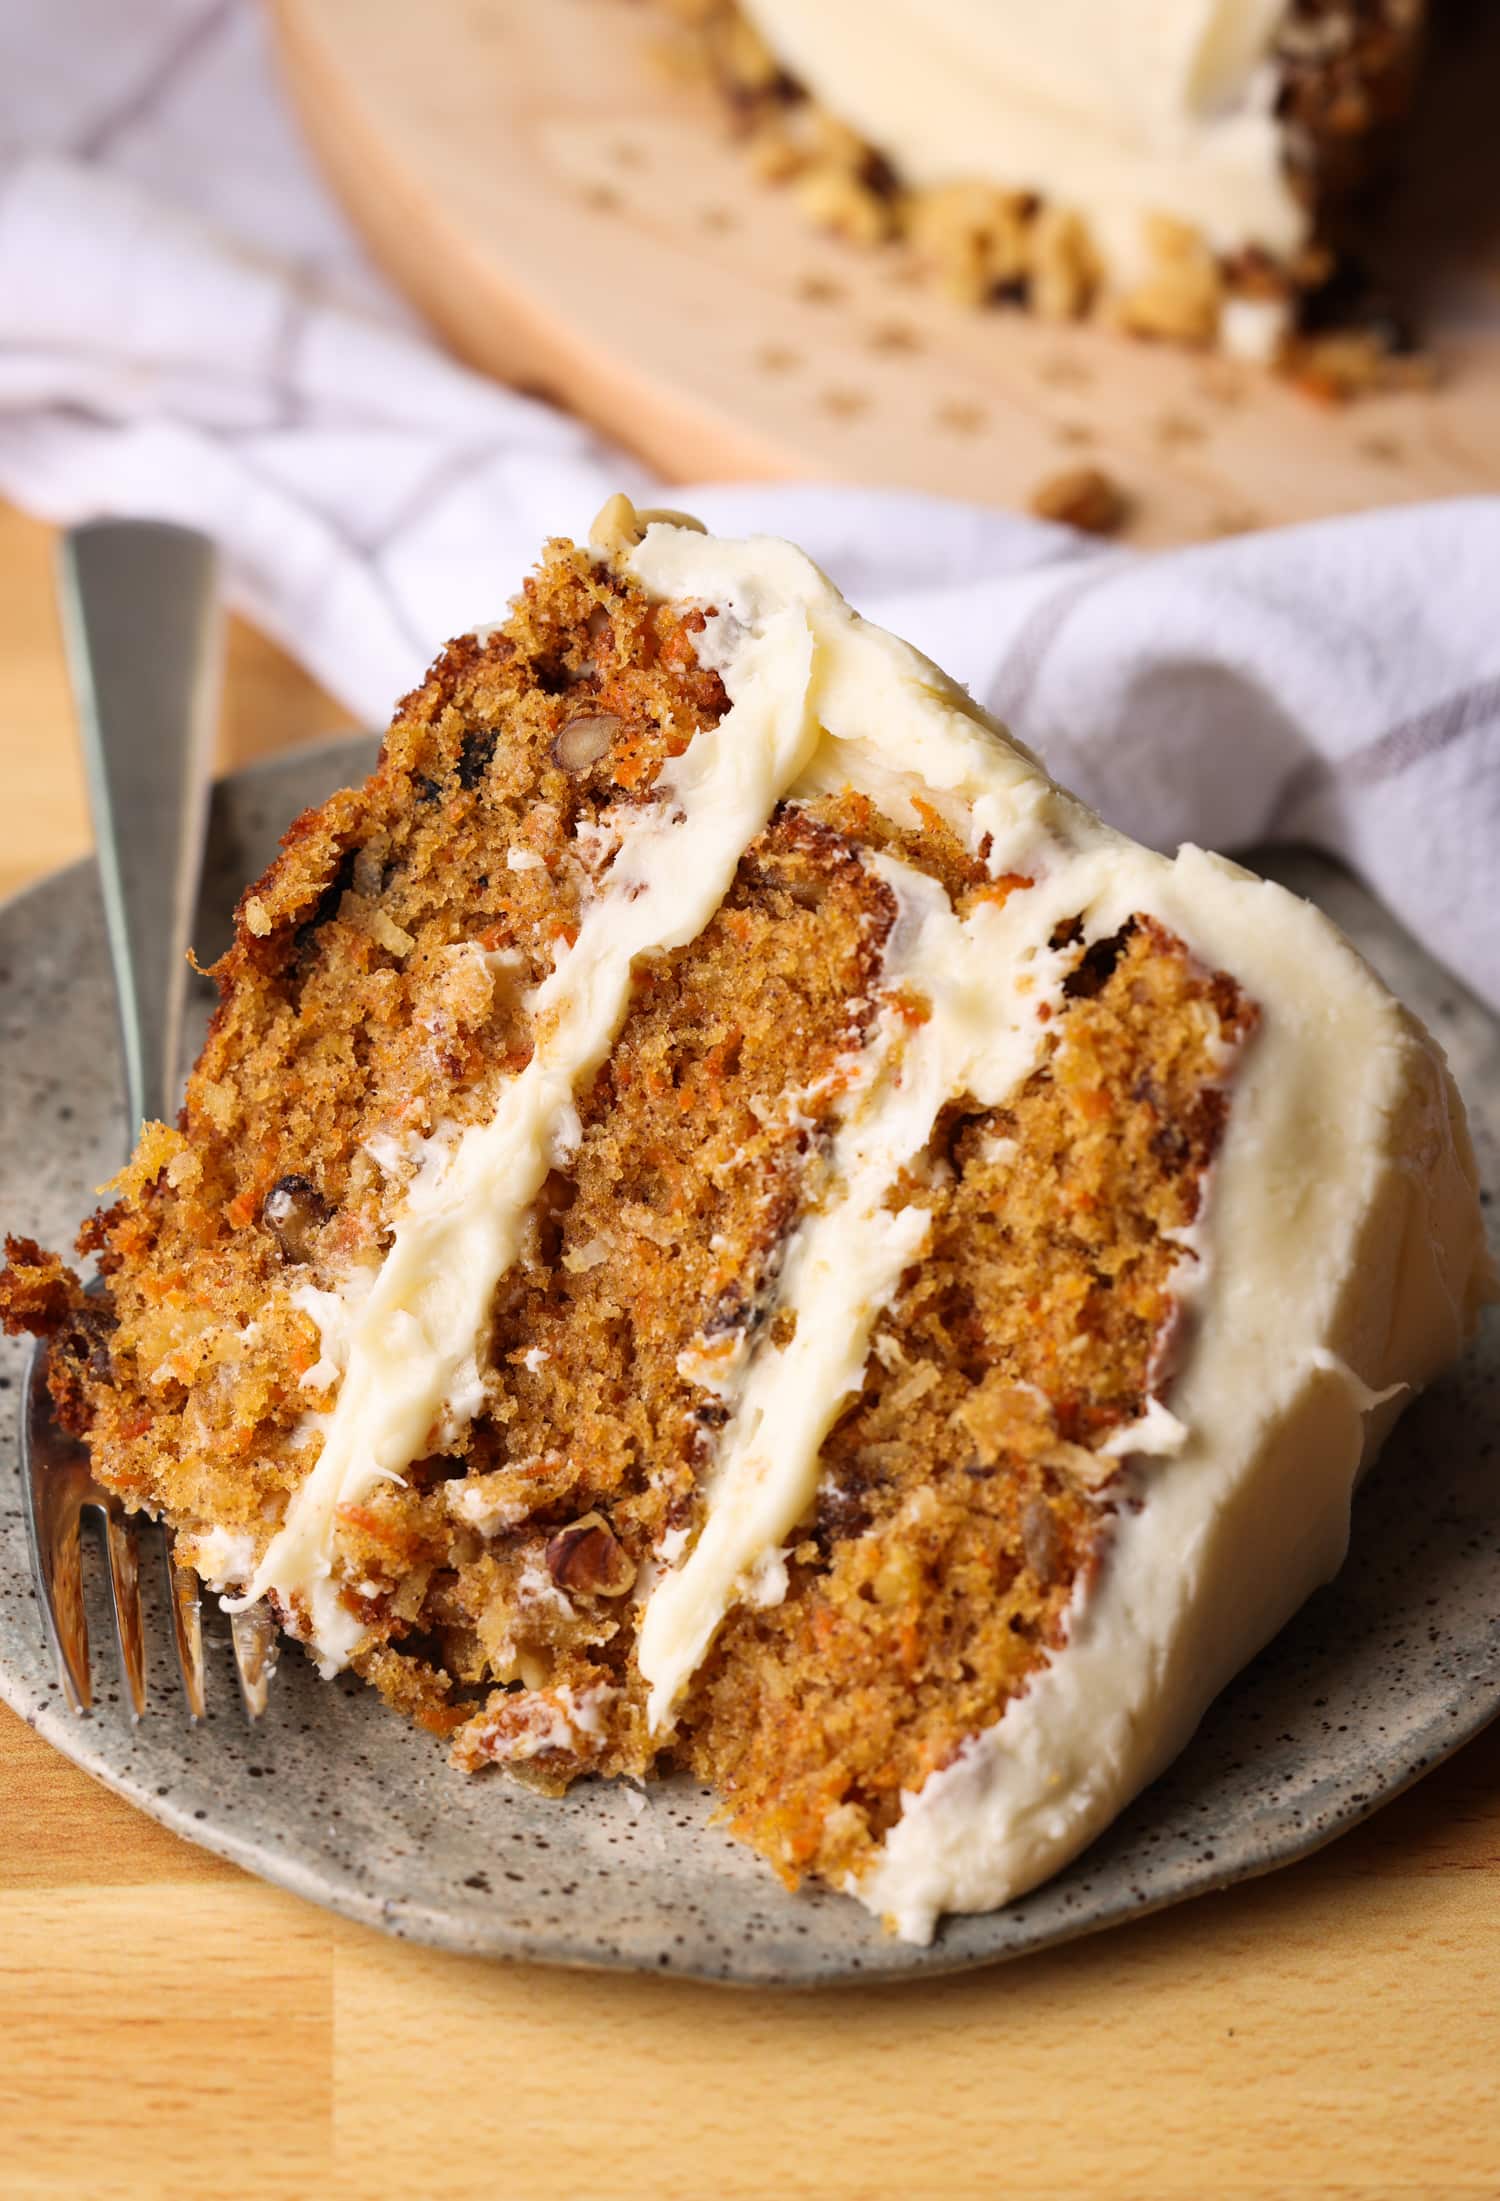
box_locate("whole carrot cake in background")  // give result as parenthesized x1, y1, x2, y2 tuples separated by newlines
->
(659, 0, 1429, 392)
(2, 493, 1486, 1940)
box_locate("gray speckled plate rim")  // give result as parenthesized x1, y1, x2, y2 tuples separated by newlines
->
(9, 1666, 1496, 1991)
(1, 733, 1497, 1988)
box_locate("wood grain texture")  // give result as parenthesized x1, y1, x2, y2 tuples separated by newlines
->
(1, 499, 1497, 2193)
(266, 0, 1500, 549)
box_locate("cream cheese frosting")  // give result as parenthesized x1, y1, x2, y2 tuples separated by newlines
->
(741, 0, 1307, 266)
(233, 505, 1486, 1940)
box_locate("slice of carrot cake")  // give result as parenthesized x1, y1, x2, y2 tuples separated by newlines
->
(2, 494, 1487, 1940)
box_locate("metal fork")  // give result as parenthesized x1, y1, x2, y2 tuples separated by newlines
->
(20, 519, 275, 1723)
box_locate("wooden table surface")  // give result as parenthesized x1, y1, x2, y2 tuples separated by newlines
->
(1, 496, 1497, 2199)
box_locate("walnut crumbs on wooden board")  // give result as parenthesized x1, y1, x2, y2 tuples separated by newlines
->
(267, 0, 1500, 545)
(1027, 465, 1131, 536)
(662, 0, 1430, 394)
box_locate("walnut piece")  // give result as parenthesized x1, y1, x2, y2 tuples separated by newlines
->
(551, 712, 622, 775)
(589, 493, 706, 561)
(1027, 464, 1130, 537)
(261, 1175, 330, 1263)
(1022, 1495, 1062, 1587)
(544, 1512, 637, 1598)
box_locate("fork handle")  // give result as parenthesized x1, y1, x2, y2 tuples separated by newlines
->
(57, 522, 222, 1137)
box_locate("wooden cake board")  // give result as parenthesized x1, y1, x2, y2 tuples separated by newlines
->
(270, 0, 1500, 547)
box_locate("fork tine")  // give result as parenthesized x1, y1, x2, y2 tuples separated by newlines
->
(101, 1501, 148, 1720)
(40, 1474, 92, 1716)
(163, 1534, 206, 1720)
(230, 1601, 278, 1721)
(20, 1342, 93, 1715)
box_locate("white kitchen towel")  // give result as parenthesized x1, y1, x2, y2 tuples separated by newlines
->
(1, 2, 1497, 1007)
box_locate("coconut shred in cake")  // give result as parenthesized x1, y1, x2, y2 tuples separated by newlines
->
(222, 506, 1486, 1941)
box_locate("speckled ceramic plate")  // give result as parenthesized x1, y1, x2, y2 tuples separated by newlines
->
(2, 738, 1497, 1985)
